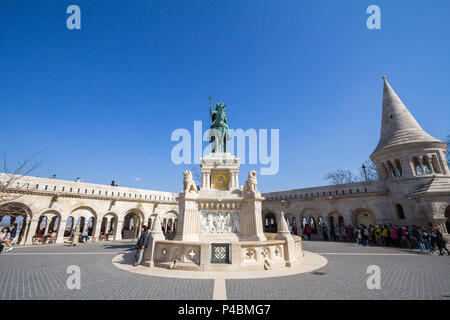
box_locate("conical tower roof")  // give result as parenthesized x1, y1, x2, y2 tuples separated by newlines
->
(372, 77, 441, 154)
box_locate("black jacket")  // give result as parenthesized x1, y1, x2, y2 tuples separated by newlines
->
(137, 231, 148, 249)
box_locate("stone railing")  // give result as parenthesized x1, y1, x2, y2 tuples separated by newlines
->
(262, 180, 388, 202)
(0, 173, 178, 204)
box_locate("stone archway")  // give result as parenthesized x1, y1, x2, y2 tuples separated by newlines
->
(123, 210, 144, 240)
(301, 208, 319, 234)
(353, 209, 375, 227)
(34, 210, 62, 244)
(98, 212, 119, 241)
(0, 202, 33, 245)
(263, 212, 277, 233)
(161, 211, 178, 234)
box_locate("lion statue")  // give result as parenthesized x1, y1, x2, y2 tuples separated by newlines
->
(242, 170, 258, 195)
(183, 170, 198, 193)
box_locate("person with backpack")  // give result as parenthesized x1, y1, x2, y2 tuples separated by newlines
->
(134, 225, 149, 266)
(361, 225, 369, 247)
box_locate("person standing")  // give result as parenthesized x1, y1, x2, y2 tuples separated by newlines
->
(304, 224, 312, 241)
(334, 225, 340, 241)
(9, 223, 18, 246)
(356, 226, 362, 244)
(134, 225, 148, 266)
(321, 223, 328, 241)
(422, 227, 432, 251)
(374, 225, 382, 245)
(435, 227, 449, 256)
(0, 227, 13, 252)
(361, 225, 369, 247)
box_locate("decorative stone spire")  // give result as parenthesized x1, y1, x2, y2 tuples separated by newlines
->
(275, 211, 293, 240)
(149, 214, 165, 241)
(372, 76, 441, 155)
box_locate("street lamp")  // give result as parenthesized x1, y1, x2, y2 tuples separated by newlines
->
(362, 163, 368, 182)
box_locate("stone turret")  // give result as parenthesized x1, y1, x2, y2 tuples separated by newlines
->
(370, 77, 449, 180)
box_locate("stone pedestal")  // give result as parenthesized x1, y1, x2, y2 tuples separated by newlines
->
(240, 193, 267, 241)
(174, 192, 199, 241)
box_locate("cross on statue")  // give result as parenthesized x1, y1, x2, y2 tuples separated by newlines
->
(188, 249, 196, 259)
(246, 249, 254, 259)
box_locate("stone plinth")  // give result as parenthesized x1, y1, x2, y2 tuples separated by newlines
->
(174, 191, 199, 242)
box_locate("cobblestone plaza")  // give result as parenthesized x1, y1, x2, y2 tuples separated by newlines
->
(1, 241, 448, 300)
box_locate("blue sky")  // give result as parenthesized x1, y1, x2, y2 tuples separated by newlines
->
(1, 0, 449, 193)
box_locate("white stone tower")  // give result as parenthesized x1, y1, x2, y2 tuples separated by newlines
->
(370, 77, 450, 230)
(370, 76, 449, 180)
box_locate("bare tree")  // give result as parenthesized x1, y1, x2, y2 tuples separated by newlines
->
(358, 159, 379, 182)
(0, 154, 41, 214)
(324, 169, 359, 185)
(188, 165, 202, 187)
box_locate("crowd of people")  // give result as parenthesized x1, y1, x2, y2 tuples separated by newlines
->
(298, 222, 449, 255)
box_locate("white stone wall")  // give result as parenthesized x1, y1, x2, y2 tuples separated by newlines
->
(0, 173, 179, 244)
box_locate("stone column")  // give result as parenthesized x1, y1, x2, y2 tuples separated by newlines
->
(105, 216, 111, 234)
(174, 191, 199, 241)
(92, 218, 103, 241)
(202, 172, 207, 189)
(114, 220, 123, 240)
(24, 219, 39, 245)
(230, 170, 239, 189)
(43, 217, 51, 235)
(202, 170, 211, 189)
(239, 192, 267, 241)
(18, 219, 27, 245)
(56, 219, 67, 244)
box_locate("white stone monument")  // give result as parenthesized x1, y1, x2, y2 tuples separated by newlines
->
(143, 152, 303, 271)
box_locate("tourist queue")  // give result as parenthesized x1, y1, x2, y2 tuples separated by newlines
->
(297, 223, 449, 256)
